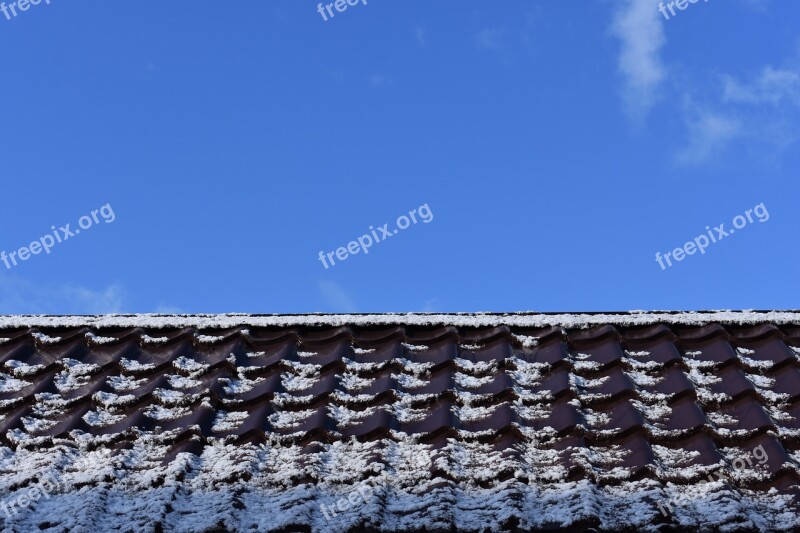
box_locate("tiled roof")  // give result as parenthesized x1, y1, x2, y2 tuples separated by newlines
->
(1, 312, 799, 531)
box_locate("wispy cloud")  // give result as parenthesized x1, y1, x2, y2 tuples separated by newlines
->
(610, 0, 667, 123)
(414, 26, 426, 47)
(421, 298, 441, 312)
(676, 61, 800, 165)
(723, 66, 800, 107)
(675, 108, 742, 165)
(317, 280, 357, 313)
(475, 28, 505, 51)
(369, 73, 393, 88)
(0, 274, 125, 314)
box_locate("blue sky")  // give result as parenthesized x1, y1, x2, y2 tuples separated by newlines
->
(0, 0, 798, 314)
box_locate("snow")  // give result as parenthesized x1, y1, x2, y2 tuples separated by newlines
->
(340, 372, 375, 391)
(3, 434, 788, 532)
(141, 334, 169, 344)
(0, 372, 32, 393)
(268, 408, 316, 430)
(454, 373, 494, 389)
(393, 372, 427, 389)
(2, 310, 799, 330)
(453, 403, 499, 422)
(626, 369, 663, 387)
(153, 388, 198, 406)
(31, 393, 70, 417)
(93, 391, 136, 408)
(166, 374, 202, 390)
(82, 408, 125, 427)
(282, 360, 321, 376)
(271, 390, 315, 409)
(508, 359, 549, 387)
(53, 371, 91, 393)
(352, 347, 375, 355)
(195, 334, 226, 343)
(458, 343, 482, 350)
(173, 356, 210, 376)
(144, 404, 191, 420)
(120, 358, 156, 372)
(282, 372, 318, 392)
(211, 410, 250, 432)
(455, 358, 496, 373)
(401, 342, 428, 352)
(739, 355, 773, 370)
(1, 311, 800, 531)
(21, 416, 57, 433)
(513, 334, 539, 348)
(31, 331, 61, 344)
(60, 358, 99, 374)
(4, 360, 46, 377)
(328, 404, 378, 427)
(85, 332, 118, 344)
(219, 375, 264, 395)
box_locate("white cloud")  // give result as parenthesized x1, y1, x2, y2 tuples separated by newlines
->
(723, 66, 800, 107)
(369, 74, 393, 88)
(610, 0, 667, 122)
(415, 26, 426, 47)
(421, 298, 441, 312)
(317, 281, 357, 313)
(675, 109, 742, 165)
(676, 61, 800, 165)
(475, 28, 504, 51)
(0, 274, 125, 314)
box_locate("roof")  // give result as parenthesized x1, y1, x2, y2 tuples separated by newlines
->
(1, 311, 799, 531)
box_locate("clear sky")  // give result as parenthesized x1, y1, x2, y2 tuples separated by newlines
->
(0, 0, 798, 314)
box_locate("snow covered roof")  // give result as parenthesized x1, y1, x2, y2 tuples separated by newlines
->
(0, 312, 799, 531)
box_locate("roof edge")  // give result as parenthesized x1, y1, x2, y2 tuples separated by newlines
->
(0, 310, 799, 329)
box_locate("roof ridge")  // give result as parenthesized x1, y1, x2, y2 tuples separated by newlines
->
(2, 310, 800, 329)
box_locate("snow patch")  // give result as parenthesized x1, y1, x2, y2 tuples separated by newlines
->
(4, 360, 46, 377)
(32, 331, 62, 344)
(85, 332, 118, 344)
(141, 334, 169, 344)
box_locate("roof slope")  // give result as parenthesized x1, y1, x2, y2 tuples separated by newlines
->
(0, 312, 799, 531)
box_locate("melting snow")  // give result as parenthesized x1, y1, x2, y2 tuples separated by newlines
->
(268, 409, 316, 430)
(173, 356, 210, 376)
(32, 331, 62, 344)
(61, 358, 99, 375)
(401, 343, 428, 352)
(145, 404, 191, 420)
(196, 334, 226, 343)
(455, 358, 496, 373)
(281, 373, 318, 392)
(141, 334, 169, 344)
(120, 358, 157, 372)
(211, 410, 249, 432)
(220, 376, 265, 395)
(83, 408, 125, 427)
(4, 360, 45, 377)
(455, 373, 495, 389)
(459, 343, 482, 350)
(166, 374, 202, 390)
(352, 347, 375, 355)
(85, 332, 118, 344)
(513, 334, 539, 348)
(93, 391, 136, 408)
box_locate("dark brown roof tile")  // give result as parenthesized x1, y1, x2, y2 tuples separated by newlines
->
(1, 313, 800, 531)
